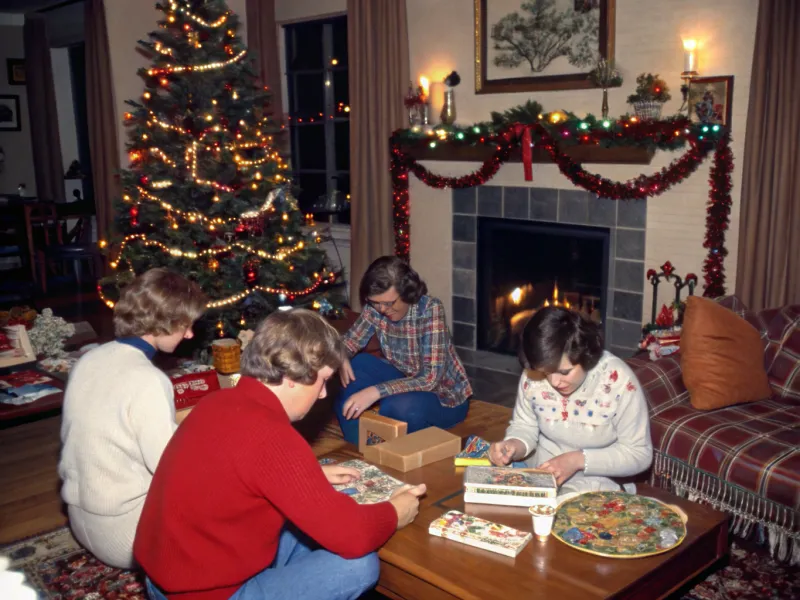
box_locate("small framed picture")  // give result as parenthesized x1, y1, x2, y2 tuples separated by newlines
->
(688, 76, 734, 127)
(6, 59, 25, 86)
(0, 95, 21, 132)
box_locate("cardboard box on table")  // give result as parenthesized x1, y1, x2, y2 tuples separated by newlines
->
(358, 412, 408, 454)
(363, 426, 461, 472)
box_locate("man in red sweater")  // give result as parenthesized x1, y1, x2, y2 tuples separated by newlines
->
(134, 309, 426, 600)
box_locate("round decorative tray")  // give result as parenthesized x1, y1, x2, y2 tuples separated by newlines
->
(552, 491, 688, 558)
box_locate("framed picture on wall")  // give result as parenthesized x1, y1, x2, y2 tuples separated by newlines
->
(688, 76, 734, 127)
(0, 95, 21, 132)
(475, 0, 616, 94)
(6, 59, 25, 86)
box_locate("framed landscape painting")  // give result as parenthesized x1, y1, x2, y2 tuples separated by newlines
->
(688, 76, 734, 127)
(475, 0, 616, 94)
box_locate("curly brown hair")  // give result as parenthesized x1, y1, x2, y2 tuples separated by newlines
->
(240, 309, 344, 385)
(113, 268, 207, 338)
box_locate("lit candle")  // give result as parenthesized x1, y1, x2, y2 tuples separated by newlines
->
(419, 76, 430, 101)
(430, 81, 446, 124)
(682, 39, 697, 74)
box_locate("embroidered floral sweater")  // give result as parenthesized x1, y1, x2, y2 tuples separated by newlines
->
(343, 295, 471, 407)
(505, 351, 653, 492)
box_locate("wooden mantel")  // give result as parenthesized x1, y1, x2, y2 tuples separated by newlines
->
(399, 143, 655, 165)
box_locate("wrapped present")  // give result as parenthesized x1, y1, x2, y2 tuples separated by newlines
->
(171, 370, 220, 410)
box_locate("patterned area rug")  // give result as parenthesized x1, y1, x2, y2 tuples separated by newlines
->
(2, 527, 797, 599)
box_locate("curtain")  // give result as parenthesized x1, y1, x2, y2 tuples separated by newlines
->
(84, 0, 120, 243)
(246, 0, 284, 120)
(735, 0, 800, 310)
(347, 0, 409, 308)
(23, 15, 65, 202)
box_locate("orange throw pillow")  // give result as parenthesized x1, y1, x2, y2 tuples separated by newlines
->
(681, 296, 772, 410)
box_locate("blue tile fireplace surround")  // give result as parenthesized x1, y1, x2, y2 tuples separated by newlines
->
(450, 185, 647, 386)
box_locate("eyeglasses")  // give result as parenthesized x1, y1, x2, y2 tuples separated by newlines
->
(367, 296, 401, 310)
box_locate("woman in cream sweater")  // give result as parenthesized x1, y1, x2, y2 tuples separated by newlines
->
(58, 268, 206, 569)
(489, 306, 653, 498)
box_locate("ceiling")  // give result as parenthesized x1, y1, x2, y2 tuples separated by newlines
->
(0, 0, 75, 13)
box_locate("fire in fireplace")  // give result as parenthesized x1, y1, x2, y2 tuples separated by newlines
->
(477, 218, 610, 355)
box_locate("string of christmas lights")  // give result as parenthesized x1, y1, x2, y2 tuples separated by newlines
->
(109, 233, 309, 266)
(391, 119, 733, 296)
(98, 271, 335, 310)
(167, 1, 229, 28)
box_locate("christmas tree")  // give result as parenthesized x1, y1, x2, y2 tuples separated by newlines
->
(99, 0, 342, 343)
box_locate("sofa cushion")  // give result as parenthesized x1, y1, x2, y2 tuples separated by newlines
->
(681, 296, 772, 410)
(648, 395, 800, 512)
(626, 355, 688, 413)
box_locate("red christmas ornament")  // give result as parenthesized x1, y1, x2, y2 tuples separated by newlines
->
(243, 258, 259, 286)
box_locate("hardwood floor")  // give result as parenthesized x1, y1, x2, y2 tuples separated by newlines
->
(0, 415, 66, 544)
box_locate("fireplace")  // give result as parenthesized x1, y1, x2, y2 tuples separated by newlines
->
(451, 185, 648, 384)
(476, 218, 610, 355)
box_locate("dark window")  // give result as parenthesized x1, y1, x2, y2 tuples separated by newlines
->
(284, 16, 350, 224)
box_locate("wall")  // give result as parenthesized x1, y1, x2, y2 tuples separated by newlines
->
(407, 0, 758, 326)
(0, 20, 36, 195)
(104, 0, 248, 167)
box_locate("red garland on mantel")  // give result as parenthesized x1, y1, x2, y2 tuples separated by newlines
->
(390, 124, 734, 297)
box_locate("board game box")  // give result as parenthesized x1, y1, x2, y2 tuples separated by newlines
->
(429, 510, 532, 558)
(463, 466, 557, 507)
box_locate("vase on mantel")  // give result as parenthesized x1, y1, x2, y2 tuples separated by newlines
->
(440, 89, 456, 125)
(602, 88, 609, 119)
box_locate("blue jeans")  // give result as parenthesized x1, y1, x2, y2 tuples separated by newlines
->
(145, 526, 379, 600)
(335, 353, 469, 445)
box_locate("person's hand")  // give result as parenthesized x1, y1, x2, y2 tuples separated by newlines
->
(389, 483, 427, 529)
(342, 386, 380, 420)
(322, 464, 361, 485)
(539, 451, 585, 486)
(340, 357, 356, 387)
(488, 439, 526, 466)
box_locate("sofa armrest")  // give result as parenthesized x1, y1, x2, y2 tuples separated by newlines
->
(625, 355, 689, 415)
(763, 305, 800, 401)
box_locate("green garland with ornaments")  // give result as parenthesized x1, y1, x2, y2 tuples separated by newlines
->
(390, 111, 732, 297)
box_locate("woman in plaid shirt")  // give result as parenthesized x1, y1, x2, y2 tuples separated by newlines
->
(335, 256, 471, 444)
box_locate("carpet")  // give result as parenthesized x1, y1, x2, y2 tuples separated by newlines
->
(2, 527, 798, 600)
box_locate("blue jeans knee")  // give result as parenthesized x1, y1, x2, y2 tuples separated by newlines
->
(342, 552, 380, 597)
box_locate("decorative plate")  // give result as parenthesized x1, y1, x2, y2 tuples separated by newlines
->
(552, 491, 687, 558)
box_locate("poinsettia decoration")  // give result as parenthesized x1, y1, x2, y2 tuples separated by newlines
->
(655, 304, 675, 328)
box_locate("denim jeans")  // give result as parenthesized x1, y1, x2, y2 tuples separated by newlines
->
(335, 353, 469, 445)
(145, 526, 379, 600)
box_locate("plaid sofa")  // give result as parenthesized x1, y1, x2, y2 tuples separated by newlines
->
(626, 297, 800, 564)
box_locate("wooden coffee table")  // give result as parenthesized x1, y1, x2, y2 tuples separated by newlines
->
(322, 447, 729, 600)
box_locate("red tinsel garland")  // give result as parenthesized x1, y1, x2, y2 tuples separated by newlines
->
(390, 123, 733, 296)
(703, 132, 733, 297)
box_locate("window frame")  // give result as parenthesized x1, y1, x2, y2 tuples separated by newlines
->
(283, 16, 349, 218)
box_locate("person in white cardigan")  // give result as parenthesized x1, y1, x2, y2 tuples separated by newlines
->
(58, 268, 207, 569)
(489, 306, 653, 498)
